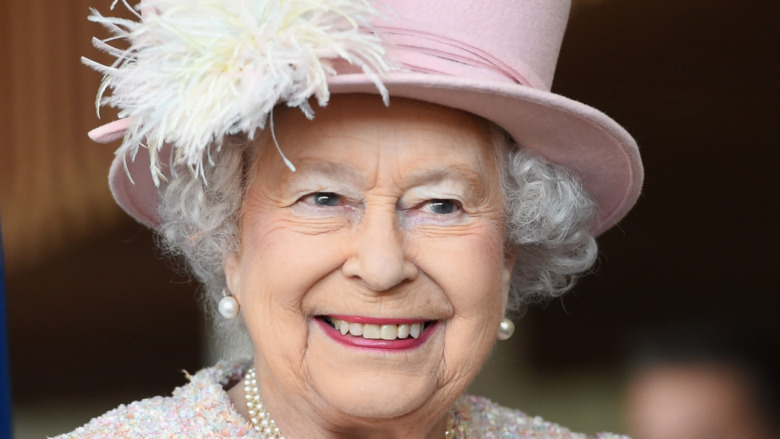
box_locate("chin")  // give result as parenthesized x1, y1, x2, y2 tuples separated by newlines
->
(302, 322, 450, 421)
(315, 370, 441, 420)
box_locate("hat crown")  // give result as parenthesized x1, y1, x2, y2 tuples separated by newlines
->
(376, 0, 571, 90)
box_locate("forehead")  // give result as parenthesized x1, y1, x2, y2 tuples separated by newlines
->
(253, 95, 500, 184)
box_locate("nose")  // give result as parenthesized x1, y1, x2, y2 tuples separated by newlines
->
(342, 204, 418, 292)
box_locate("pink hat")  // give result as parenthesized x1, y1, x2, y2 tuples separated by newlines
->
(87, 0, 642, 235)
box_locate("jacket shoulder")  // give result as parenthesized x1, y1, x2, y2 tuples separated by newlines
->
(50, 362, 254, 439)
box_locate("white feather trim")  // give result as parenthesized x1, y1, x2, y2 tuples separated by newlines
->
(85, 0, 393, 185)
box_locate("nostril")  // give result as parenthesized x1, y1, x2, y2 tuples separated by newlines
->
(341, 250, 415, 291)
(358, 259, 416, 292)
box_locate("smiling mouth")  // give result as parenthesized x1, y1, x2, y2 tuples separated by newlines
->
(317, 316, 435, 341)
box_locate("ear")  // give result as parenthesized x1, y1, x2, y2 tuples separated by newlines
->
(501, 250, 517, 303)
(223, 252, 241, 299)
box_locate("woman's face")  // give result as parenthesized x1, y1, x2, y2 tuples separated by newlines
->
(225, 95, 514, 429)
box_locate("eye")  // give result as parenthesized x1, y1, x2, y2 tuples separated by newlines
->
(423, 199, 460, 215)
(305, 192, 341, 207)
(291, 191, 356, 222)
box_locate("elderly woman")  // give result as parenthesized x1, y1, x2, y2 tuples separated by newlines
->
(61, 0, 642, 437)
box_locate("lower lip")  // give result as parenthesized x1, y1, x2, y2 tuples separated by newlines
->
(315, 318, 438, 351)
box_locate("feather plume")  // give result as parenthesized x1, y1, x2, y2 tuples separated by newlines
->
(85, 0, 393, 184)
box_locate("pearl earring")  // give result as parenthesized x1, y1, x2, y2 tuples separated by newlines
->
(497, 317, 515, 340)
(218, 289, 240, 319)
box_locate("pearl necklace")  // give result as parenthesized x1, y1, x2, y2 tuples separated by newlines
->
(244, 367, 459, 438)
(244, 368, 284, 438)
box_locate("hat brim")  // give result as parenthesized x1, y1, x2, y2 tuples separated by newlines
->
(108, 72, 642, 235)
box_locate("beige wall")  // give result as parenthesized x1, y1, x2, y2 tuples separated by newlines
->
(1, 0, 127, 275)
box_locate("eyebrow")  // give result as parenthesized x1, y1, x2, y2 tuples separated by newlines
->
(281, 160, 488, 198)
(280, 159, 366, 185)
(404, 166, 486, 198)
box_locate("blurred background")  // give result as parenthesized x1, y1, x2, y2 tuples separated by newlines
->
(1, 0, 778, 437)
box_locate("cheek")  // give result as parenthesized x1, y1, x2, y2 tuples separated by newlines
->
(415, 227, 506, 315)
(239, 215, 348, 311)
(413, 228, 506, 390)
(238, 219, 351, 394)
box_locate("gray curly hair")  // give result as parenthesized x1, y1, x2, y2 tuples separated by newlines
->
(157, 115, 597, 356)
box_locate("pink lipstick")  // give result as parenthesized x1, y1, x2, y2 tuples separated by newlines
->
(315, 316, 438, 351)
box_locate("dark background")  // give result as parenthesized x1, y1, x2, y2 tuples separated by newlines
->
(529, 0, 779, 372)
(5, 0, 779, 418)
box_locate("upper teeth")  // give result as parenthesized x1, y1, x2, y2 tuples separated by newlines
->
(329, 318, 423, 340)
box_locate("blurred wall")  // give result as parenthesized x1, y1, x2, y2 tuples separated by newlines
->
(0, 0, 123, 275)
(1, 0, 202, 410)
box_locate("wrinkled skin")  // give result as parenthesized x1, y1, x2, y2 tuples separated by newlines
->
(225, 95, 515, 438)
